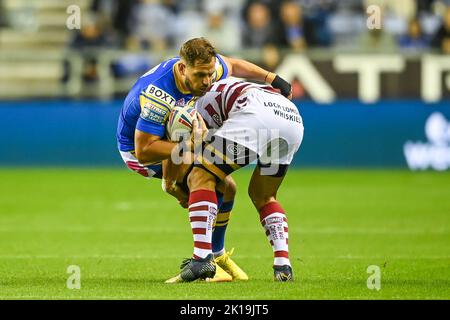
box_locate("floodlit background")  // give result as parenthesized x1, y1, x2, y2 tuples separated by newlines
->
(0, 0, 449, 299)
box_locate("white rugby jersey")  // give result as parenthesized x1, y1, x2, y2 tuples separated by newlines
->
(193, 78, 279, 129)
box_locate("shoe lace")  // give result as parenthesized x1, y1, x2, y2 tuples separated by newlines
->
(179, 257, 192, 270)
(226, 247, 235, 257)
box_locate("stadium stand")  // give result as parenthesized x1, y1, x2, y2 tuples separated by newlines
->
(0, 0, 448, 99)
(0, 0, 90, 98)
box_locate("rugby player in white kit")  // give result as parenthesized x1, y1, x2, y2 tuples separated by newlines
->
(176, 78, 304, 282)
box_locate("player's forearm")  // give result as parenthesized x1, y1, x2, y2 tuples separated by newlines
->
(135, 139, 177, 164)
(161, 158, 178, 192)
(228, 57, 276, 84)
(227, 57, 291, 97)
(161, 158, 189, 208)
(162, 158, 180, 183)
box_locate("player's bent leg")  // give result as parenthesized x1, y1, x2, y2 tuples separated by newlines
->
(165, 167, 241, 282)
(214, 176, 234, 235)
(213, 176, 248, 280)
(248, 165, 293, 282)
(187, 166, 217, 191)
(248, 165, 286, 211)
(213, 178, 235, 256)
(173, 167, 218, 282)
(194, 136, 259, 281)
(179, 133, 258, 282)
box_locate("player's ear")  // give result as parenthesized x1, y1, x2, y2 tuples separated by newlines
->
(178, 62, 186, 76)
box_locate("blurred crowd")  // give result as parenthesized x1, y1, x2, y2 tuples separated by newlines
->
(0, 0, 450, 95)
(0, 0, 449, 98)
(70, 0, 450, 55)
(60, 0, 450, 92)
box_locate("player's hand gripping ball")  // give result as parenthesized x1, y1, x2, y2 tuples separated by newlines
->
(166, 106, 198, 142)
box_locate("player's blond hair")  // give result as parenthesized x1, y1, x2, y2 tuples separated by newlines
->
(179, 38, 217, 66)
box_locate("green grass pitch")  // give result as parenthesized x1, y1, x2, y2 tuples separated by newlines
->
(0, 168, 449, 300)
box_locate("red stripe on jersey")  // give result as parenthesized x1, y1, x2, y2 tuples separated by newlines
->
(265, 230, 270, 237)
(189, 216, 208, 222)
(126, 161, 149, 177)
(270, 240, 274, 246)
(223, 81, 242, 102)
(225, 84, 251, 116)
(284, 227, 288, 233)
(134, 169, 149, 177)
(194, 241, 212, 250)
(212, 82, 239, 120)
(215, 83, 227, 93)
(204, 103, 221, 127)
(126, 161, 142, 169)
(274, 251, 289, 258)
(215, 94, 226, 121)
(192, 228, 206, 235)
(224, 81, 242, 93)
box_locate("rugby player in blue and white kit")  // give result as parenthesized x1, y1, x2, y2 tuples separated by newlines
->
(116, 38, 292, 283)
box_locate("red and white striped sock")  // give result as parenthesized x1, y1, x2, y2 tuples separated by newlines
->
(188, 190, 218, 260)
(259, 201, 291, 267)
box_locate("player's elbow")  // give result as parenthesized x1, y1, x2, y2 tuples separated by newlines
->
(134, 149, 146, 164)
(135, 148, 156, 164)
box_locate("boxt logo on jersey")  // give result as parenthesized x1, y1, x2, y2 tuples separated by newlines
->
(145, 85, 176, 106)
(404, 112, 450, 171)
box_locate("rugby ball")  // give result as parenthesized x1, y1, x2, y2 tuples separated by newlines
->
(166, 106, 197, 142)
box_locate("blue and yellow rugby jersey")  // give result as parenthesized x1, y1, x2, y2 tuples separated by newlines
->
(117, 55, 229, 152)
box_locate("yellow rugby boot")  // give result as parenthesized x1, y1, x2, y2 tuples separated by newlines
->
(205, 264, 233, 282)
(165, 273, 184, 284)
(215, 248, 248, 281)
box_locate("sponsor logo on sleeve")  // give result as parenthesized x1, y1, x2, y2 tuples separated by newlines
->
(140, 102, 169, 124)
(145, 85, 176, 107)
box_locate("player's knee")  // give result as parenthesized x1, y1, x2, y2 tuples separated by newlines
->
(248, 188, 275, 210)
(134, 149, 144, 164)
(188, 167, 216, 191)
(187, 167, 201, 190)
(224, 176, 237, 198)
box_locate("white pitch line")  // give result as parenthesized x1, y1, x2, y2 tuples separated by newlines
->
(0, 255, 448, 260)
(0, 226, 448, 235)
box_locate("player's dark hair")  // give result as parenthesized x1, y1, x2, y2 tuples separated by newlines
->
(180, 38, 217, 66)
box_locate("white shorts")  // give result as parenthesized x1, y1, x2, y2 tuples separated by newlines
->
(214, 88, 304, 165)
(119, 150, 163, 179)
